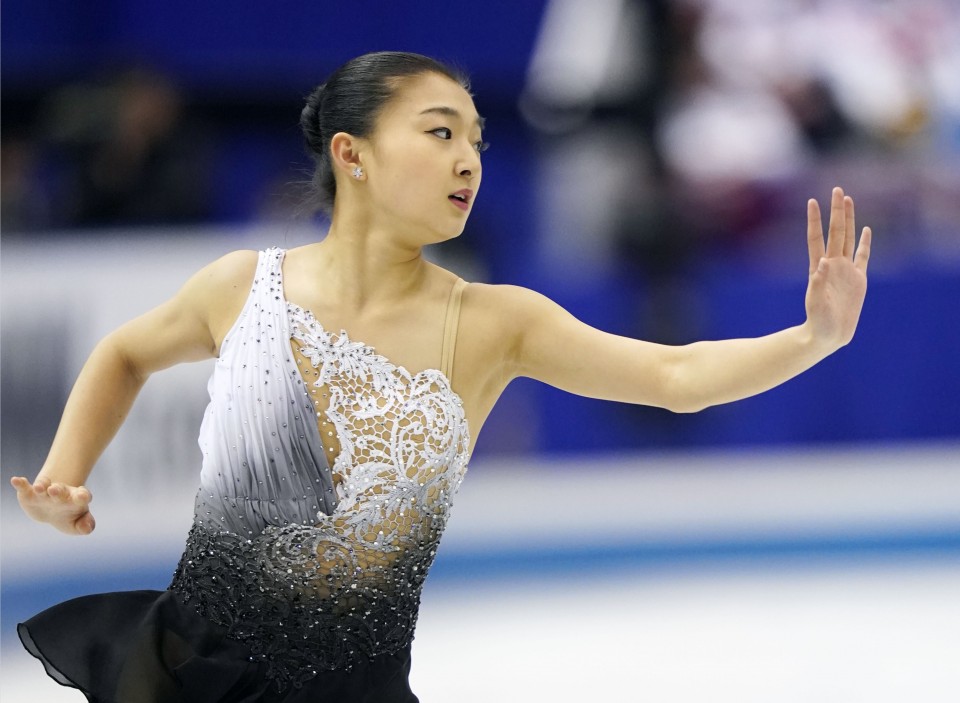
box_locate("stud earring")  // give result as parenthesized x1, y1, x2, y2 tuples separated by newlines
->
(353, 166, 363, 179)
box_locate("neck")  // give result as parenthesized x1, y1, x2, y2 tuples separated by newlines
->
(313, 215, 429, 315)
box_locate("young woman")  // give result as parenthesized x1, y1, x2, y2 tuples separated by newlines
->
(11, 51, 871, 702)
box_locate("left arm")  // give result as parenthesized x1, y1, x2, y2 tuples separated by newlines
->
(502, 187, 872, 412)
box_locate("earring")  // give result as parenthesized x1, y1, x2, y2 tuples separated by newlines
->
(353, 166, 363, 179)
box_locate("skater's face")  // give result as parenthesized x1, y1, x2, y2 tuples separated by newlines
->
(355, 72, 486, 243)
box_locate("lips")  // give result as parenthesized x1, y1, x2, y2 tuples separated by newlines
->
(448, 189, 472, 212)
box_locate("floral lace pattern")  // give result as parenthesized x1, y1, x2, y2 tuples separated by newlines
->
(287, 301, 469, 524)
(169, 248, 470, 691)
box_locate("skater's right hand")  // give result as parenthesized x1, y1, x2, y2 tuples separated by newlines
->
(10, 475, 96, 535)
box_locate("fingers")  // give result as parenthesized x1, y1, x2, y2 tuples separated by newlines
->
(47, 482, 91, 507)
(825, 186, 846, 258)
(72, 487, 95, 534)
(843, 195, 855, 259)
(76, 512, 96, 535)
(807, 198, 825, 275)
(854, 226, 872, 273)
(10, 475, 91, 506)
(10, 475, 45, 500)
(811, 186, 867, 271)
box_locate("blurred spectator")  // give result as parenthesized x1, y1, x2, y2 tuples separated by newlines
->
(522, 0, 960, 282)
(520, 0, 709, 345)
(41, 67, 213, 228)
(1, 135, 54, 232)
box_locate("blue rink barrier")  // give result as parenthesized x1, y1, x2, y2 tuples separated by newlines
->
(4, 524, 958, 644)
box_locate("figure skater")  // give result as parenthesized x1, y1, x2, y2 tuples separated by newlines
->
(11, 51, 871, 702)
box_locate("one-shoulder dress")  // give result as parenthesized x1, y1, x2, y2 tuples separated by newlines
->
(18, 247, 472, 702)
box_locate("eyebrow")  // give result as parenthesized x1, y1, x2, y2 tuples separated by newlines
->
(419, 106, 486, 131)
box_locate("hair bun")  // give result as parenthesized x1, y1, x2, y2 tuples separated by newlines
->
(298, 53, 469, 216)
(300, 83, 327, 156)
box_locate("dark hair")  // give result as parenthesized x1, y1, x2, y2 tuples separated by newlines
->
(300, 51, 471, 215)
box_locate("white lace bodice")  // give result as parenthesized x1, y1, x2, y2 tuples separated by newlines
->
(287, 301, 469, 533)
(171, 247, 471, 688)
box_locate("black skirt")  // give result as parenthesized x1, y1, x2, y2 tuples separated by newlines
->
(18, 589, 419, 703)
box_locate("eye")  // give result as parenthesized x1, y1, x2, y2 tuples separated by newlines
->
(430, 127, 489, 155)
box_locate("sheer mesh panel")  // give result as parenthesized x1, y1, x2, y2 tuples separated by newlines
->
(170, 248, 470, 692)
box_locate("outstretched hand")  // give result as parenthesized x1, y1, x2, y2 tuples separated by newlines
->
(10, 475, 96, 535)
(804, 186, 872, 350)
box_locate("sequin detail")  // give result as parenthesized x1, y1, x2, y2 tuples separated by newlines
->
(169, 247, 470, 692)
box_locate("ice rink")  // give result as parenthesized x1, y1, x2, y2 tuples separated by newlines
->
(4, 444, 958, 702)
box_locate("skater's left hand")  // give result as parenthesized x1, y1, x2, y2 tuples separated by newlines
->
(804, 186, 872, 351)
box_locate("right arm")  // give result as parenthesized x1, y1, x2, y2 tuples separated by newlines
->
(9, 249, 258, 534)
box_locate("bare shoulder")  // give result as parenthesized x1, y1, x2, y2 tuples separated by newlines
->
(195, 249, 260, 292)
(173, 248, 259, 305)
(182, 249, 260, 353)
(105, 250, 262, 372)
(459, 281, 554, 378)
(462, 281, 556, 328)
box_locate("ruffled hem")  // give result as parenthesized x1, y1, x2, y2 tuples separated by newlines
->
(18, 589, 418, 703)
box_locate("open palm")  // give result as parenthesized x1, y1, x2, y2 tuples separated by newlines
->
(804, 187, 872, 349)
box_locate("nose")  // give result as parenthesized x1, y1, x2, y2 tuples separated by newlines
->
(457, 143, 481, 180)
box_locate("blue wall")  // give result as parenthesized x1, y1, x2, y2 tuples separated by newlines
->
(516, 262, 960, 453)
(4, 0, 957, 453)
(1, 1, 547, 97)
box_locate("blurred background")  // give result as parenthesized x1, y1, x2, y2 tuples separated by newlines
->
(2, 0, 958, 700)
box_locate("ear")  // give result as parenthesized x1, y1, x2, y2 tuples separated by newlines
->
(329, 132, 365, 178)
